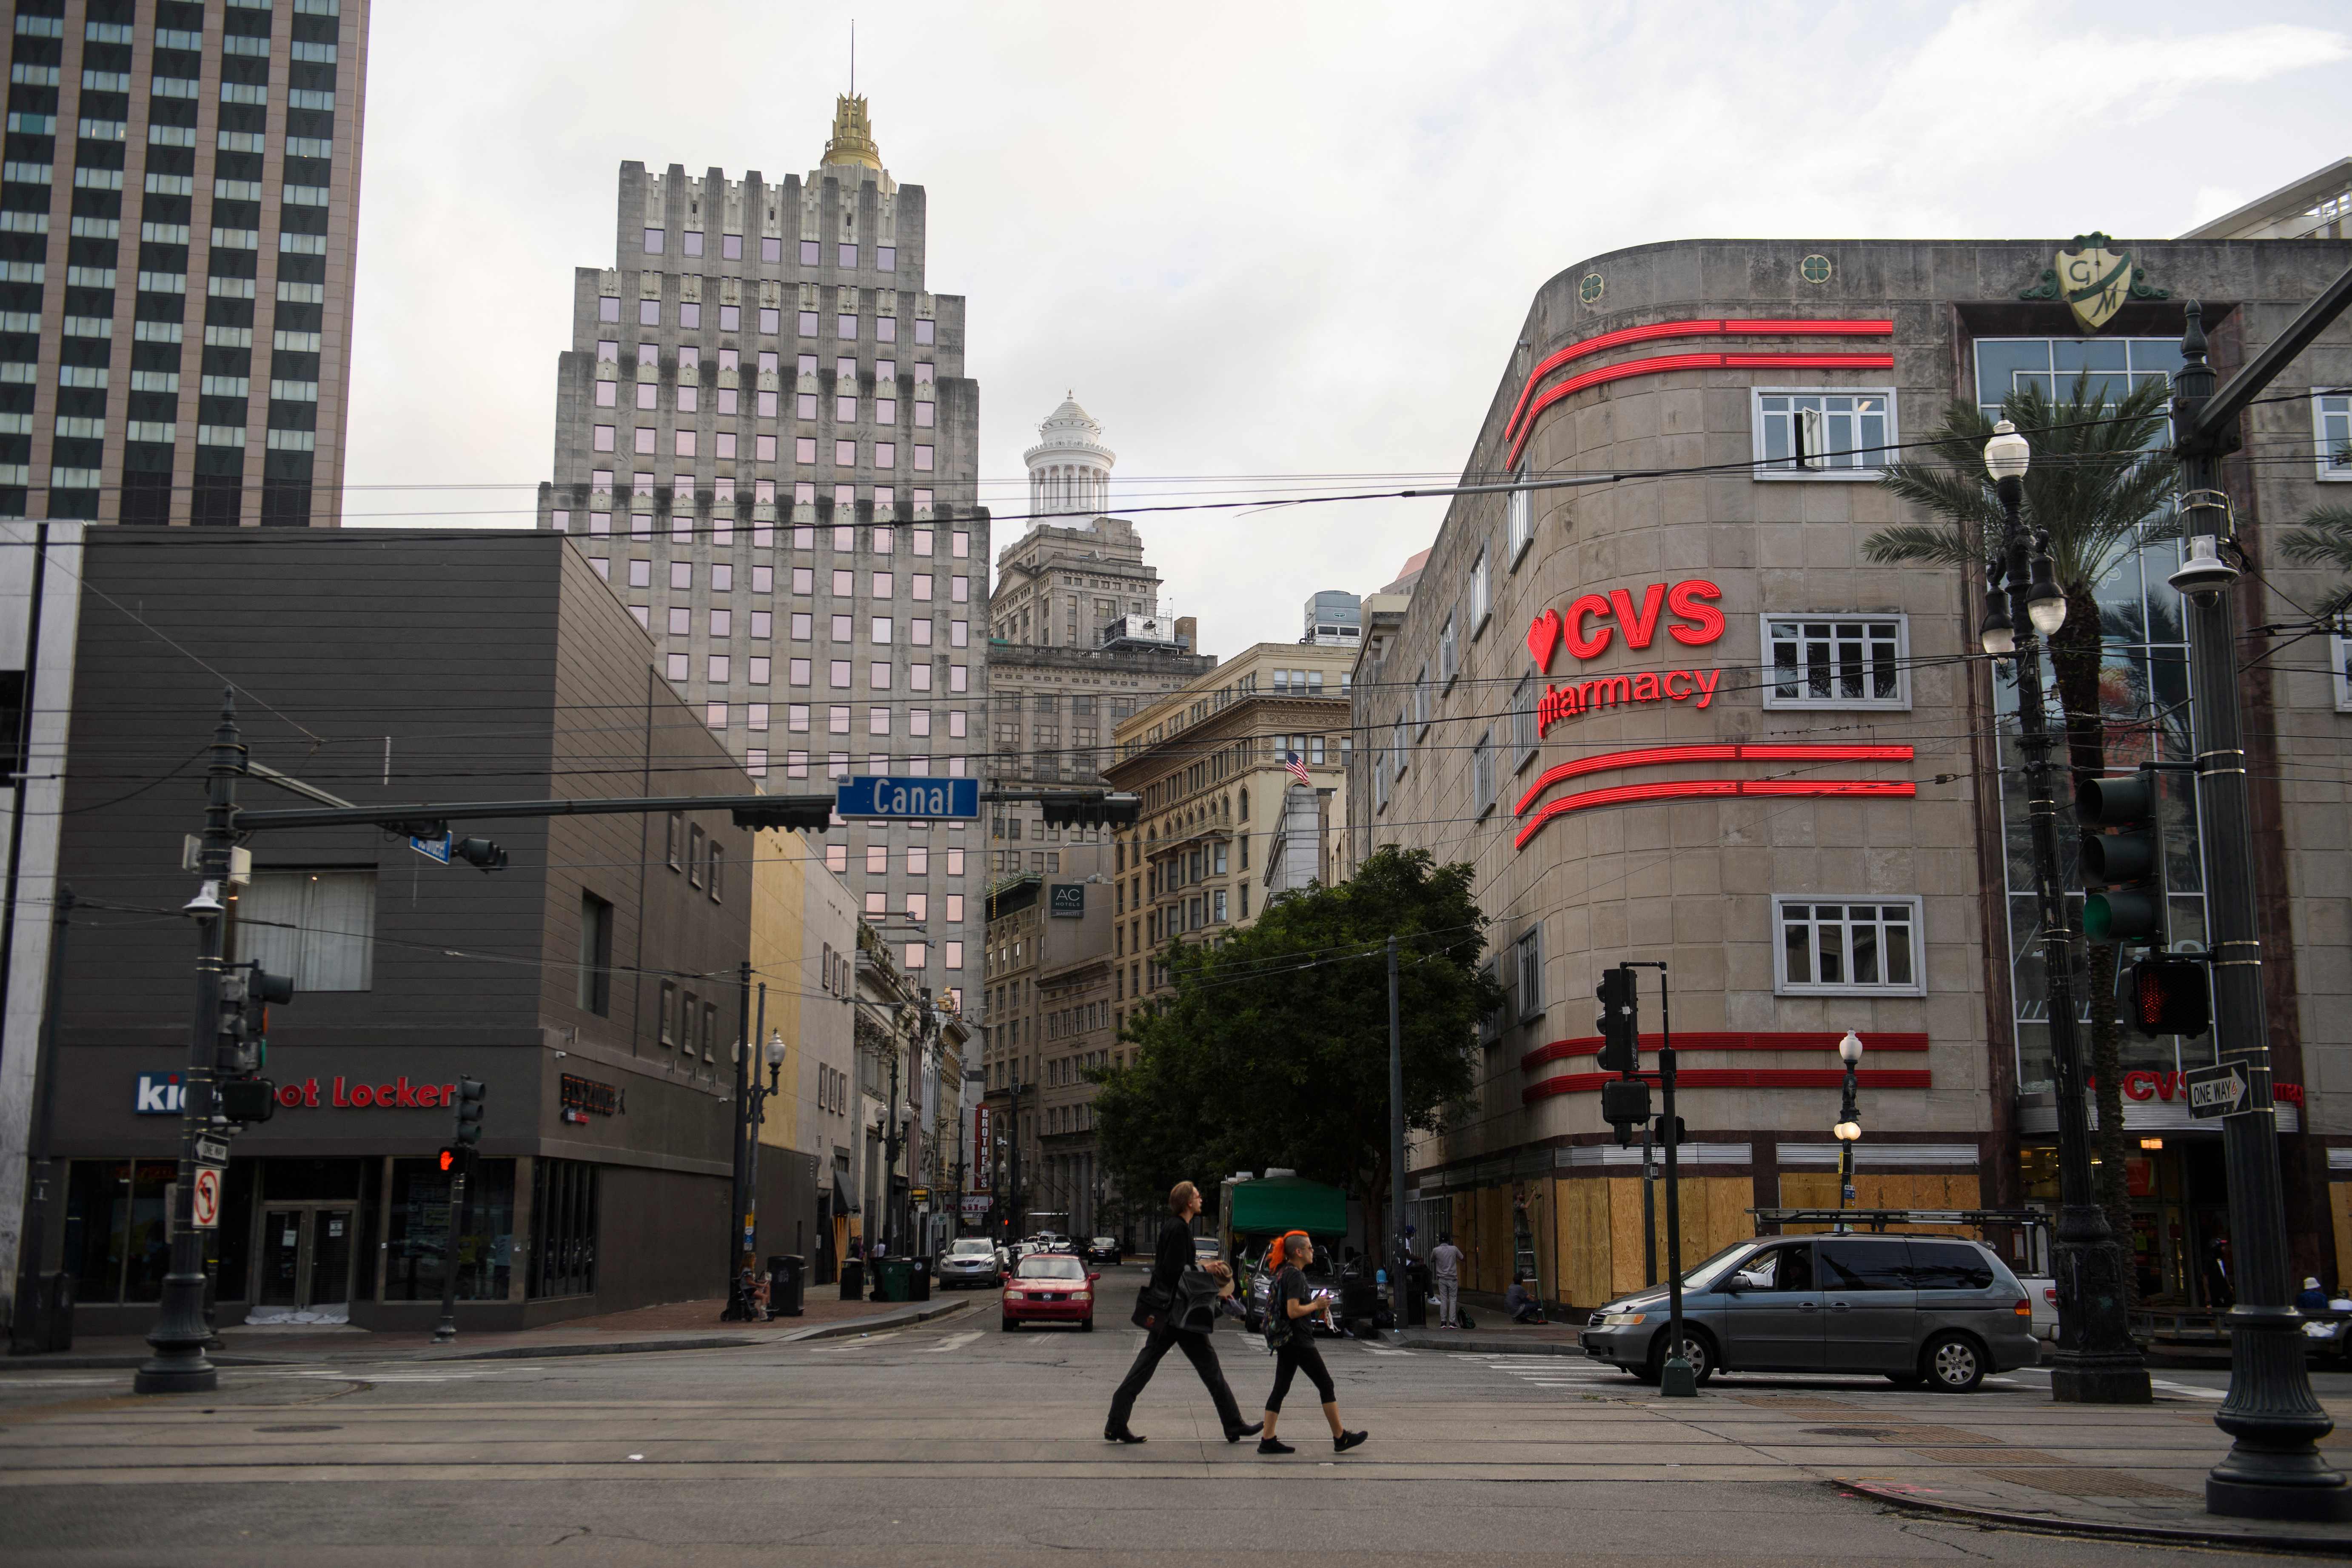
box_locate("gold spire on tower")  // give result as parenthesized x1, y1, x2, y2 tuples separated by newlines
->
(821, 94, 883, 171)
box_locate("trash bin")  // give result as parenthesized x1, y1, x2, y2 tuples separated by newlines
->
(6, 1270, 72, 1354)
(909, 1256, 932, 1301)
(838, 1259, 865, 1302)
(1404, 1261, 1430, 1328)
(767, 1254, 805, 1318)
(872, 1256, 915, 1302)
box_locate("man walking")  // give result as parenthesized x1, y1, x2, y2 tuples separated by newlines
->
(1430, 1234, 1464, 1329)
(1104, 1181, 1260, 1445)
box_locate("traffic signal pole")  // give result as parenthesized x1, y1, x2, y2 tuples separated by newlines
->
(2173, 287, 2352, 1521)
(133, 693, 244, 1394)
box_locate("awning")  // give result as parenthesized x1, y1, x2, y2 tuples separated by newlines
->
(831, 1168, 859, 1214)
(1226, 1176, 1348, 1237)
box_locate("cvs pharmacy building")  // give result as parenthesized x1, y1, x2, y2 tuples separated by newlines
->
(1348, 229, 2352, 1314)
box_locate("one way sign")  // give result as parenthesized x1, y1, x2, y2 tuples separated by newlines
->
(2185, 1061, 2254, 1119)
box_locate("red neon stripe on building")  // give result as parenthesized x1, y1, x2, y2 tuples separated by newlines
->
(1512, 778, 1916, 850)
(1505, 351, 1896, 468)
(1513, 743, 1913, 819)
(1519, 1031, 1930, 1072)
(1524, 1067, 1933, 1103)
(1503, 319, 1894, 443)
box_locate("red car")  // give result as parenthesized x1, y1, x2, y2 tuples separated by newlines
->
(1001, 1253, 1098, 1331)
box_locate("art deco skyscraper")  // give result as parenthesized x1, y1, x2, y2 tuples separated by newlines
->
(536, 95, 986, 1006)
(1, 0, 369, 527)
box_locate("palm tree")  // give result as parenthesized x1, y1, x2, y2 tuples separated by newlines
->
(2276, 501, 2352, 620)
(1864, 372, 2176, 1249)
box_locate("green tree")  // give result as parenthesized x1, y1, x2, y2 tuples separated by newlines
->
(1864, 373, 2176, 1248)
(1090, 847, 1503, 1263)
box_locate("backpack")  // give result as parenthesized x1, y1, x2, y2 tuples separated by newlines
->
(1458, 1308, 1477, 1330)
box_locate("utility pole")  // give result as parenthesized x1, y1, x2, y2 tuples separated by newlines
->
(1640, 1123, 1656, 1288)
(134, 693, 242, 1394)
(2171, 279, 2352, 1522)
(1386, 934, 1406, 1332)
(8, 886, 71, 1355)
(883, 1022, 903, 1253)
(1009, 1072, 1023, 1239)
(1628, 963, 1693, 1398)
(724, 960, 753, 1319)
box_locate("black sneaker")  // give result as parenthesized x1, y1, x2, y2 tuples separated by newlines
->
(1257, 1437, 1295, 1455)
(1225, 1421, 1263, 1443)
(1334, 1429, 1368, 1453)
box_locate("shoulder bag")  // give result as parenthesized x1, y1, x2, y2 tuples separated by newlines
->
(1131, 1279, 1174, 1331)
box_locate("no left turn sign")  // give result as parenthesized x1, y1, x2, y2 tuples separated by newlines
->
(191, 1167, 221, 1230)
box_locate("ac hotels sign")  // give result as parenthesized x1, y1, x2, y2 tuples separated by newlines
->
(1528, 578, 1725, 733)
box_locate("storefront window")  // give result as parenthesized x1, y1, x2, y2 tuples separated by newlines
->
(64, 1159, 177, 1304)
(1978, 336, 2207, 1094)
(383, 1158, 516, 1302)
(528, 1159, 599, 1299)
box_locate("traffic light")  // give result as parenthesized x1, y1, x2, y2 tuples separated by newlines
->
(1039, 792, 1141, 830)
(452, 1077, 486, 1150)
(437, 1147, 460, 1175)
(730, 797, 835, 832)
(452, 837, 509, 872)
(2129, 956, 2211, 1039)
(1595, 966, 1639, 1074)
(2079, 773, 2165, 945)
(1600, 1078, 1651, 1149)
(215, 1077, 277, 1123)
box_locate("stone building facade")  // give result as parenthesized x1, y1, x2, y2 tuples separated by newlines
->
(1348, 227, 2352, 1313)
(2, 0, 369, 527)
(534, 94, 986, 1015)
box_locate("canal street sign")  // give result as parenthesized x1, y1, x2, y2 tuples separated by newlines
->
(835, 776, 979, 821)
(2185, 1060, 2252, 1119)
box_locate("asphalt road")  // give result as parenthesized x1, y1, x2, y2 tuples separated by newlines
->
(1, 1300, 2344, 1568)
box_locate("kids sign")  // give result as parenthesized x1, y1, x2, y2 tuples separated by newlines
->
(1527, 579, 1725, 733)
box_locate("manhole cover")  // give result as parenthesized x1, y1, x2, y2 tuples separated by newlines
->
(1806, 1426, 1901, 1438)
(254, 1424, 342, 1433)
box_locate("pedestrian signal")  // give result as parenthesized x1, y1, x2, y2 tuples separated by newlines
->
(2130, 957, 2210, 1039)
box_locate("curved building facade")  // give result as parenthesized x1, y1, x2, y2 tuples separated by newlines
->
(1349, 230, 2352, 1314)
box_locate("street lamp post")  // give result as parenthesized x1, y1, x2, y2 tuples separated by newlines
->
(1833, 1030, 1863, 1231)
(1980, 420, 2150, 1405)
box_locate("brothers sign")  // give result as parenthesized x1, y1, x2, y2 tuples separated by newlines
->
(1528, 578, 1726, 733)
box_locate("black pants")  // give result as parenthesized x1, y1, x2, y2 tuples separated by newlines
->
(1266, 1334, 1335, 1413)
(1108, 1324, 1246, 1435)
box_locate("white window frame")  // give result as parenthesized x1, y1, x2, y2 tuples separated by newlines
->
(1751, 387, 1897, 480)
(1471, 729, 1495, 818)
(1470, 545, 1492, 632)
(1507, 471, 1534, 567)
(1414, 667, 1430, 738)
(2317, 389, 2352, 482)
(2332, 620, 2352, 714)
(1515, 925, 1544, 1023)
(1391, 712, 1407, 776)
(1438, 613, 1459, 687)
(1772, 895, 1924, 997)
(1761, 613, 1911, 710)
(1373, 744, 1391, 811)
(1477, 955, 1503, 1045)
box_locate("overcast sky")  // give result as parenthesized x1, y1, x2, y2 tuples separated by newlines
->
(345, 0, 2348, 660)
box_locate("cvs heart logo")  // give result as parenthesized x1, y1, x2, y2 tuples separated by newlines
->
(1525, 609, 1563, 672)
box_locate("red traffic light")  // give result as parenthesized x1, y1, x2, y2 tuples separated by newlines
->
(2130, 957, 2210, 1039)
(437, 1146, 458, 1173)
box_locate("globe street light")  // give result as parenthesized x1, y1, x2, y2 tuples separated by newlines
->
(1833, 1031, 1863, 1229)
(1980, 419, 2149, 1405)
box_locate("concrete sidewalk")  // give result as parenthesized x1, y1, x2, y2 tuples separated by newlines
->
(1, 1291, 977, 1370)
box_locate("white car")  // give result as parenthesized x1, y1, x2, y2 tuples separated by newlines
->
(2017, 1275, 2058, 1341)
(938, 1237, 1003, 1289)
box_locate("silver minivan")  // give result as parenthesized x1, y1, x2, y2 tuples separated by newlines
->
(1578, 1233, 2038, 1391)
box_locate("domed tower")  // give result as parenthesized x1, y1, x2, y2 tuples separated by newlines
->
(1023, 393, 1115, 523)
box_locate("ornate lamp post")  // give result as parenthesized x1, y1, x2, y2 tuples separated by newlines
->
(1833, 1030, 1863, 1229)
(1980, 420, 2149, 1404)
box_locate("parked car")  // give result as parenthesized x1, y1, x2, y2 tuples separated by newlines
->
(1578, 1233, 2038, 1392)
(938, 1237, 1004, 1289)
(1001, 1253, 1098, 1331)
(1084, 1236, 1121, 1266)
(1193, 1236, 1223, 1264)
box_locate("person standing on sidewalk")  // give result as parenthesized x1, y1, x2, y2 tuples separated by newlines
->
(1104, 1181, 1260, 1446)
(1257, 1233, 1366, 1455)
(1430, 1234, 1464, 1329)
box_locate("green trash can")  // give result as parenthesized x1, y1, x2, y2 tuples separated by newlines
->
(873, 1256, 915, 1302)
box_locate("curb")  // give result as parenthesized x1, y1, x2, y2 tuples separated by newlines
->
(1397, 1333, 1589, 1358)
(1840, 1478, 2352, 1557)
(0, 1298, 978, 1371)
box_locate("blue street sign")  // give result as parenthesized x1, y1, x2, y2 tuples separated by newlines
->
(411, 832, 452, 865)
(835, 775, 979, 821)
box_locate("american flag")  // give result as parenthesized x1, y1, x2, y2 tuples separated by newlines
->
(1284, 751, 1312, 787)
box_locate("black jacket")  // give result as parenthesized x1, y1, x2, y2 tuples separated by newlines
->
(1150, 1215, 1195, 1295)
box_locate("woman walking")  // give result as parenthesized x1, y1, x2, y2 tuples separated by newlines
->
(1258, 1233, 1366, 1455)
(1104, 1181, 1260, 1445)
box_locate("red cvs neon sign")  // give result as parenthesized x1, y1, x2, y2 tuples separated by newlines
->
(1528, 579, 1725, 733)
